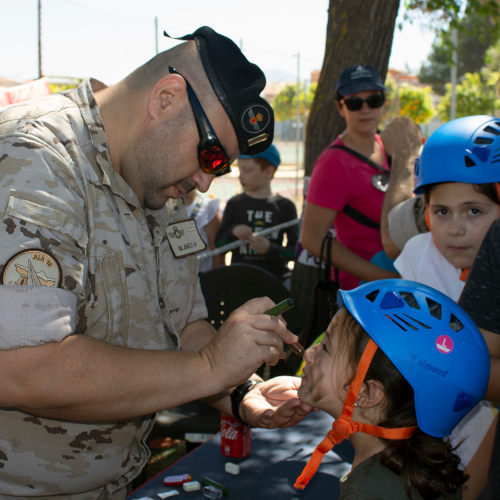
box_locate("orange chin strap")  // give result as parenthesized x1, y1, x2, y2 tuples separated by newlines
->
(294, 339, 417, 490)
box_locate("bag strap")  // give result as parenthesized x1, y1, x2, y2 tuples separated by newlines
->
(319, 234, 339, 284)
(329, 144, 391, 174)
(328, 144, 385, 230)
(343, 205, 380, 229)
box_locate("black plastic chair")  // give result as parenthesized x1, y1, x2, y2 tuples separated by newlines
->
(149, 264, 302, 457)
(199, 263, 303, 378)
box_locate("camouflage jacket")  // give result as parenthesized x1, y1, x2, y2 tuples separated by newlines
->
(0, 79, 207, 498)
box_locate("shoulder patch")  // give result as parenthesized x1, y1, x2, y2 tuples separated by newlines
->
(1, 248, 62, 287)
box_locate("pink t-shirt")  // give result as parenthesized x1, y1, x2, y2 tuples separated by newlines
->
(306, 135, 390, 290)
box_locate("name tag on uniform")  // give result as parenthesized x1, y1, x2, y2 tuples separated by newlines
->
(166, 219, 207, 258)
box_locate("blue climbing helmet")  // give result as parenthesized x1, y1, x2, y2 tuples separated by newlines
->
(239, 143, 281, 168)
(338, 279, 490, 437)
(414, 115, 500, 194)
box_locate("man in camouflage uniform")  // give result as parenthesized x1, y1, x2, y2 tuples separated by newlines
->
(0, 27, 310, 498)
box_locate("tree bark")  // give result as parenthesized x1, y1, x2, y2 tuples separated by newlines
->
(304, 0, 400, 176)
(291, 0, 400, 346)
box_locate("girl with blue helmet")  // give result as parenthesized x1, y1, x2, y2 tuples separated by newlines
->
(295, 279, 489, 499)
(393, 115, 500, 498)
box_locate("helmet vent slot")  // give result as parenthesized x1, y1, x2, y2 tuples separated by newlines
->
(449, 314, 464, 332)
(483, 125, 500, 136)
(385, 314, 408, 331)
(400, 291, 420, 309)
(393, 314, 418, 330)
(474, 137, 493, 145)
(365, 290, 380, 303)
(465, 156, 476, 167)
(403, 313, 431, 329)
(426, 298, 442, 319)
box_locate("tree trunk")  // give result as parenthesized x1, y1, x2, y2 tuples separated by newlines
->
(291, 0, 400, 346)
(304, 0, 400, 176)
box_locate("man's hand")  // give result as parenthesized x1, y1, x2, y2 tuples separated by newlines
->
(233, 224, 253, 240)
(239, 376, 313, 428)
(200, 299, 299, 391)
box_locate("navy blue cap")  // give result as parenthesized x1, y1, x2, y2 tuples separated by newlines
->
(336, 65, 387, 97)
(239, 144, 281, 168)
(164, 26, 274, 155)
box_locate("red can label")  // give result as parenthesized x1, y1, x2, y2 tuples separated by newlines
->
(220, 413, 251, 458)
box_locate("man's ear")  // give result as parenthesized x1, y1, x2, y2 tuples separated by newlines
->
(147, 73, 185, 122)
(356, 379, 385, 409)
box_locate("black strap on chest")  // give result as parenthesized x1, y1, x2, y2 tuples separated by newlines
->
(328, 144, 392, 230)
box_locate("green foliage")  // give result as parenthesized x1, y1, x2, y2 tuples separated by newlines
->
(417, 10, 498, 95)
(437, 71, 500, 121)
(383, 75, 434, 125)
(272, 83, 317, 122)
(398, 84, 435, 124)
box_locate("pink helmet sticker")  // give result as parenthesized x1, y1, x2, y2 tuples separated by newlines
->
(436, 335, 454, 354)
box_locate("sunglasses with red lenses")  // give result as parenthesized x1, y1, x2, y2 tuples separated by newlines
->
(342, 93, 385, 111)
(169, 66, 231, 177)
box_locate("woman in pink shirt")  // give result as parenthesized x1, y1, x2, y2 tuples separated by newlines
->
(301, 65, 398, 289)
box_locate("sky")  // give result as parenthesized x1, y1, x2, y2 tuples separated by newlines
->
(1, 0, 437, 85)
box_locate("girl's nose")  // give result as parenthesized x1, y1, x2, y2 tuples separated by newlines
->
(449, 214, 466, 235)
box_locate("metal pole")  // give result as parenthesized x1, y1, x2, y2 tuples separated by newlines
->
(37, 0, 43, 78)
(197, 219, 300, 261)
(154, 16, 159, 54)
(450, 27, 458, 120)
(295, 52, 301, 200)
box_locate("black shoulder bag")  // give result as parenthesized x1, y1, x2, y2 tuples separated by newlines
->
(300, 233, 339, 348)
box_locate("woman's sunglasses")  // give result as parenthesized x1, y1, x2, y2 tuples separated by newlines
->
(342, 93, 385, 112)
(169, 66, 231, 177)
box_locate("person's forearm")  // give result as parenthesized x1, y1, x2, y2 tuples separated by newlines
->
(380, 116, 422, 260)
(302, 231, 397, 282)
(485, 357, 500, 404)
(2, 334, 220, 422)
(380, 155, 416, 259)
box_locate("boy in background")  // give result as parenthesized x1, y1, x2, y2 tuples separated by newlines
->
(215, 144, 298, 285)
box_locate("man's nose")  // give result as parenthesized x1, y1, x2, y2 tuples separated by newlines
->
(192, 170, 215, 193)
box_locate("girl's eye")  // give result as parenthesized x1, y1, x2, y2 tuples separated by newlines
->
(435, 208, 448, 216)
(468, 207, 482, 216)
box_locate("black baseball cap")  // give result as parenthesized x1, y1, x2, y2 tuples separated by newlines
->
(336, 64, 387, 97)
(164, 26, 274, 155)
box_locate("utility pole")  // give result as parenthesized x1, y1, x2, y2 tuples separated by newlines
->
(37, 0, 43, 78)
(154, 16, 159, 54)
(450, 26, 458, 120)
(294, 52, 301, 200)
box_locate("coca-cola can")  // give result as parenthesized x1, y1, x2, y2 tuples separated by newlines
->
(220, 413, 251, 458)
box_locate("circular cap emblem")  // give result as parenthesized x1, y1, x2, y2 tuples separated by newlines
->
(241, 104, 271, 134)
(436, 335, 454, 354)
(1, 249, 62, 287)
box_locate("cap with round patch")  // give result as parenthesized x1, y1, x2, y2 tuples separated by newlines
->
(164, 26, 274, 155)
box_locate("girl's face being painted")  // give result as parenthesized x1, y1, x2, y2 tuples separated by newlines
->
(428, 182, 500, 270)
(298, 309, 352, 417)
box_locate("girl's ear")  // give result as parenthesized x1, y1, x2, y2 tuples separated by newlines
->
(356, 379, 385, 409)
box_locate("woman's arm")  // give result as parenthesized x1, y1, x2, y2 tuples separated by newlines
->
(301, 202, 398, 281)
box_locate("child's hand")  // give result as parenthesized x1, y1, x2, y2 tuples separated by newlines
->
(233, 225, 253, 240)
(248, 235, 271, 254)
